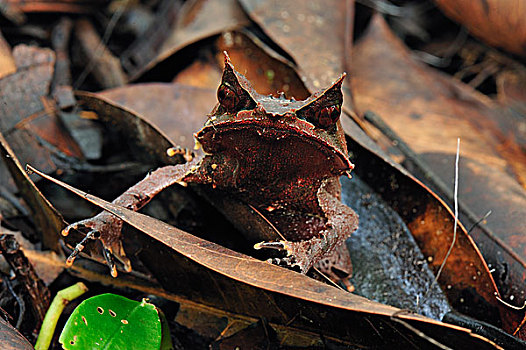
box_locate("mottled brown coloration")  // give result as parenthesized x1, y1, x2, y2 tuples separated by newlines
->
(64, 53, 358, 285)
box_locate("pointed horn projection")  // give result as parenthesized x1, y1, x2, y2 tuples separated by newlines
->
(297, 73, 346, 129)
(217, 52, 256, 114)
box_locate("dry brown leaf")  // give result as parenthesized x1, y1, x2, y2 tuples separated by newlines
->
(239, 0, 351, 92)
(0, 44, 83, 179)
(434, 0, 526, 57)
(133, 0, 249, 81)
(0, 317, 33, 350)
(215, 31, 309, 99)
(0, 31, 16, 78)
(98, 83, 215, 150)
(0, 132, 65, 252)
(5, 0, 108, 13)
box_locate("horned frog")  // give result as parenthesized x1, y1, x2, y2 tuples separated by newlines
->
(63, 53, 359, 290)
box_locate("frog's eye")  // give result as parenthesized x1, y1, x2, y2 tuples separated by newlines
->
(217, 84, 239, 112)
(296, 73, 345, 129)
(313, 104, 341, 128)
(297, 102, 342, 129)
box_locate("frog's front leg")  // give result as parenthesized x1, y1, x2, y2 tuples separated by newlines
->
(63, 156, 202, 276)
(254, 182, 358, 289)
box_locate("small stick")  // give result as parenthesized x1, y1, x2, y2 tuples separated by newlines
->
(419, 138, 460, 308)
(74, 16, 127, 89)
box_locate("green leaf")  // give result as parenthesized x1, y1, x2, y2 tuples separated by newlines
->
(59, 293, 171, 350)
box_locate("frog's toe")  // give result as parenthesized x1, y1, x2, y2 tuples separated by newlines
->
(65, 229, 98, 266)
(106, 239, 132, 275)
(266, 256, 302, 272)
(100, 241, 131, 277)
(62, 221, 86, 237)
(253, 241, 286, 251)
(95, 229, 132, 277)
(62, 212, 130, 277)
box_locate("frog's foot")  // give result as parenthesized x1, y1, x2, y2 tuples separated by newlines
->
(314, 242, 354, 292)
(254, 239, 322, 274)
(255, 239, 354, 291)
(62, 211, 131, 277)
(166, 146, 194, 162)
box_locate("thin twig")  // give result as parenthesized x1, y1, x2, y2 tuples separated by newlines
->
(247, 204, 286, 241)
(420, 138, 460, 308)
(312, 266, 346, 291)
(73, 0, 128, 89)
(495, 296, 526, 337)
(467, 210, 492, 234)
(4, 277, 24, 329)
(495, 296, 526, 311)
(434, 138, 460, 282)
(391, 311, 453, 350)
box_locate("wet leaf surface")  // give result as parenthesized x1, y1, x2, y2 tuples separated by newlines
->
(342, 175, 450, 321)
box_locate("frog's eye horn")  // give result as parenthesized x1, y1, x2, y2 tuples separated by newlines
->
(217, 52, 257, 114)
(217, 83, 239, 112)
(313, 104, 341, 128)
(297, 73, 345, 129)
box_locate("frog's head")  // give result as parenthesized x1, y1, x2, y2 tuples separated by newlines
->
(213, 54, 344, 129)
(195, 52, 353, 182)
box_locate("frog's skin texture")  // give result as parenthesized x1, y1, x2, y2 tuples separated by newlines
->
(64, 53, 359, 288)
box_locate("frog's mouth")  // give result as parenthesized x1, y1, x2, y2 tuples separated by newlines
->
(196, 117, 353, 181)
